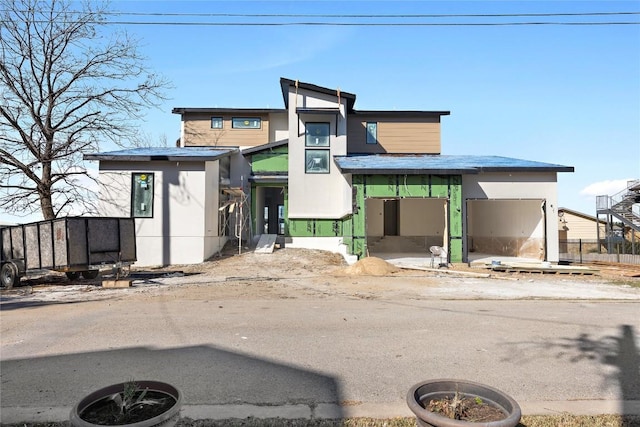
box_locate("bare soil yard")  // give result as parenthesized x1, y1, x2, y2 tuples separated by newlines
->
(2, 246, 640, 305)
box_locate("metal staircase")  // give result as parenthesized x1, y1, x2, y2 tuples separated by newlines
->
(596, 179, 640, 233)
(596, 180, 640, 254)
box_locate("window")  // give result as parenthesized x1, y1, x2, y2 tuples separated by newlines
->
(366, 122, 378, 144)
(305, 150, 330, 174)
(211, 117, 223, 129)
(131, 173, 154, 218)
(232, 117, 261, 129)
(305, 122, 330, 147)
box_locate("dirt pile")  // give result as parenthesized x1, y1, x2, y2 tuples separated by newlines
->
(339, 257, 399, 276)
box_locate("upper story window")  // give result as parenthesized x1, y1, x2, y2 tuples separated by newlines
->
(366, 122, 378, 144)
(232, 117, 261, 129)
(305, 122, 330, 147)
(131, 173, 154, 218)
(211, 117, 223, 129)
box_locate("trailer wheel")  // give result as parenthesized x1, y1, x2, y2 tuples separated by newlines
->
(65, 271, 80, 280)
(81, 270, 100, 280)
(1, 262, 20, 289)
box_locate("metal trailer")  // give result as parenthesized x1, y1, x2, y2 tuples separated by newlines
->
(0, 217, 136, 288)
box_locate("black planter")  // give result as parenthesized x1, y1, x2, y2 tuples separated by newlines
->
(407, 379, 521, 427)
(69, 380, 182, 427)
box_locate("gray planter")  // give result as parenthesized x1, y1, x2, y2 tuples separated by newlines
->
(407, 379, 521, 427)
(70, 380, 182, 427)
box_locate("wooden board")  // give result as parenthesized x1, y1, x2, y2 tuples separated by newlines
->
(489, 264, 599, 275)
(254, 234, 277, 254)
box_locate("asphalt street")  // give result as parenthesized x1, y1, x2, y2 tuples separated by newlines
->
(1, 279, 640, 423)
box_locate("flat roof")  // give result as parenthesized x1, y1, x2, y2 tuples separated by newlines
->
(334, 154, 574, 175)
(171, 108, 286, 115)
(352, 110, 450, 117)
(84, 147, 238, 162)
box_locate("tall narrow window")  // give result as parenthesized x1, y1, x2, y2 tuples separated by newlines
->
(131, 173, 154, 218)
(366, 122, 378, 144)
(305, 123, 330, 146)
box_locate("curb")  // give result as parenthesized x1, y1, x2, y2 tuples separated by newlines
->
(2, 400, 640, 424)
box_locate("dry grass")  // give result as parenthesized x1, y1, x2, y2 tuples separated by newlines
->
(173, 415, 640, 426)
(5, 415, 640, 427)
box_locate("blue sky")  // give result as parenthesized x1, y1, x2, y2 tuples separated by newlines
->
(2, 0, 639, 223)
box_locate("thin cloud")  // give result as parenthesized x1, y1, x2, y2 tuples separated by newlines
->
(580, 179, 633, 197)
(205, 27, 352, 74)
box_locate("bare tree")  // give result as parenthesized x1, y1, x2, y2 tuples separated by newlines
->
(0, 0, 169, 220)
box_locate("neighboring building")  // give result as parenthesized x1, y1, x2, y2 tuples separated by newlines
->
(558, 208, 606, 241)
(557, 207, 606, 256)
(86, 78, 573, 267)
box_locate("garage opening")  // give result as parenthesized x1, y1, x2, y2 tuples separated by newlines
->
(467, 199, 546, 261)
(366, 198, 447, 255)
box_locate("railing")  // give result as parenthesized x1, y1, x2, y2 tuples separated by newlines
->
(597, 179, 640, 212)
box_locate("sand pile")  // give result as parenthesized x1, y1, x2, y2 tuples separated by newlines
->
(339, 257, 399, 276)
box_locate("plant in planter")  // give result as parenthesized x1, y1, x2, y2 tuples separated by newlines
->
(70, 380, 182, 427)
(407, 379, 521, 427)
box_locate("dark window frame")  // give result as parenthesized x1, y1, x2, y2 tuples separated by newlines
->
(305, 122, 331, 147)
(211, 117, 223, 129)
(366, 122, 378, 144)
(305, 149, 330, 174)
(232, 117, 261, 129)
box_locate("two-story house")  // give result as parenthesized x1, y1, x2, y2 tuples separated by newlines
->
(86, 78, 573, 267)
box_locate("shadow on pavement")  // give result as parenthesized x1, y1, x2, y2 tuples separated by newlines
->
(516, 324, 639, 421)
(0, 345, 343, 420)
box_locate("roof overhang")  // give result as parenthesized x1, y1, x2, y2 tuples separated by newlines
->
(334, 154, 574, 175)
(241, 139, 288, 156)
(249, 175, 288, 185)
(171, 107, 285, 115)
(84, 147, 238, 162)
(280, 77, 357, 112)
(352, 110, 451, 118)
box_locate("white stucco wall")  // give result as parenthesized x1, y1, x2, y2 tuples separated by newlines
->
(287, 88, 352, 219)
(97, 160, 223, 267)
(269, 112, 289, 142)
(462, 172, 560, 261)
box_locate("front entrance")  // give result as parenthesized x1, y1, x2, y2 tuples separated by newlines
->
(254, 186, 286, 235)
